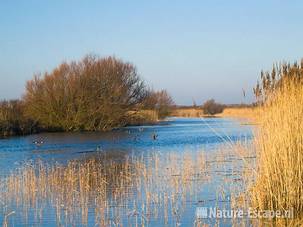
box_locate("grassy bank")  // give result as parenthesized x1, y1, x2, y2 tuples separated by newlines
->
(217, 107, 257, 122)
(0, 108, 160, 137)
(171, 107, 256, 120)
(126, 109, 159, 126)
(170, 108, 203, 118)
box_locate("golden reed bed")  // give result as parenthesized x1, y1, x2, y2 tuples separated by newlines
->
(1, 152, 209, 226)
(249, 80, 303, 221)
(171, 107, 257, 122)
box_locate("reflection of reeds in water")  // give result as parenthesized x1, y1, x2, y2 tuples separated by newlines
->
(1, 152, 208, 226)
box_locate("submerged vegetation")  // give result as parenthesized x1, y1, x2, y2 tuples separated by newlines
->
(0, 55, 174, 137)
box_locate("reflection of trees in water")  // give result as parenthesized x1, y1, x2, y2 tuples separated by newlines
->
(1, 151, 208, 226)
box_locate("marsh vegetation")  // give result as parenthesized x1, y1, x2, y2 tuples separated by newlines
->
(1, 59, 303, 226)
(0, 117, 253, 226)
(249, 61, 303, 219)
(1, 152, 208, 226)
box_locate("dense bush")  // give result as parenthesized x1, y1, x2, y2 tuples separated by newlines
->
(202, 99, 224, 115)
(0, 100, 38, 137)
(24, 55, 147, 131)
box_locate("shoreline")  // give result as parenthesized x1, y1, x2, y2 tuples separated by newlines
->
(0, 112, 256, 139)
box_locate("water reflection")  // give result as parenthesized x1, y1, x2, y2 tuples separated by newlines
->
(0, 118, 252, 177)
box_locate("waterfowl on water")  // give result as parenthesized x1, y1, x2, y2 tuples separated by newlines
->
(33, 140, 44, 146)
(152, 133, 158, 140)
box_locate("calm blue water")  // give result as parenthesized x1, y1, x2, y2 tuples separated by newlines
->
(0, 118, 252, 175)
(0, 117, 253, 226)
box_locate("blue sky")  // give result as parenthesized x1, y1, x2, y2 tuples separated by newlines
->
(1, 1, 303, 104)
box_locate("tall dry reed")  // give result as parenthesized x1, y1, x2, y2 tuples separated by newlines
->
(250, 79, 303, 217)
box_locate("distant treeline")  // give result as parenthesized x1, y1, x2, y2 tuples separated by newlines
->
(174, 103, 254, 109)
(0, 55, 174, 137)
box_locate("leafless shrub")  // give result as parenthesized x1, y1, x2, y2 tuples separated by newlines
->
(24, 55, 147, 131)
(202, 99, 224, 115)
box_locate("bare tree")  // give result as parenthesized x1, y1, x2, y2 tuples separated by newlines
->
(0, 100, 37, 136)
(202, 99, 224, 115)
(24, 55, 147, 131)
(143, 89, 174, 119)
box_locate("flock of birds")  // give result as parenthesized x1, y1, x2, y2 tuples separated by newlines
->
(128, 127, 158, 141)
(32, 127, 158, 151)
